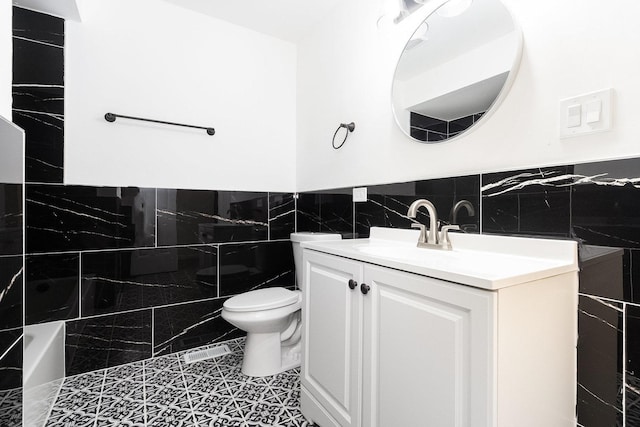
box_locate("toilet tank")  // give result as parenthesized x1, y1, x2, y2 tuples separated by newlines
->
(290, 232, 342, 290)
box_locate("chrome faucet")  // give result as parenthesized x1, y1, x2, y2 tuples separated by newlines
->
(407, 199, 439, 247)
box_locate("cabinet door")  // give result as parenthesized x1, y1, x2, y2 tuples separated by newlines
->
(362, 265, 496, 427)
(301, 250, 364, 427)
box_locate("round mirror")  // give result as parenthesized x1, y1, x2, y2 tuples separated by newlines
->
(391, 0, 522, 143)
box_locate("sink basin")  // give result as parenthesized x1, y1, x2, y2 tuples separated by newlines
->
(301, 227, 578, 290)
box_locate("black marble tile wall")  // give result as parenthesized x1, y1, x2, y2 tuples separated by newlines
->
(577, 296, 623, 426)
(81, 246, 217, 317)
(219, 241, 295, 296)
(157, 189, 269, 246)
(627, 305, 640, 425)
(25, 253, 79, 324)
(17, 186, 299, 376)
(481, 166, 574, 237)
(354, 176, 480, 238)
(154, 298, 244, 357)
(13, 6, 64, 184)
(0, 256, 23, 331)
(27, 185, 156, 253)
(269, 193, 296, 240)
(572, 159, 640, 248)
(0, 329, 22, 390)
(65, 310, 152, 376)
(296, 189, 353, 235)
(0, 184, 23, 256)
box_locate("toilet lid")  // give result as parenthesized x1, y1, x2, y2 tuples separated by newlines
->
(223, 288, 300, 312)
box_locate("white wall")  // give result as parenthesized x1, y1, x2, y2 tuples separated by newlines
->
(0, 1, 12, 119)
(296, 0, 640, 191)
(65, 0, 297, 192)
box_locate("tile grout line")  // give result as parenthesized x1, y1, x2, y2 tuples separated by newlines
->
(92, 369, 108, 427)
(142, 359, 148, 427)
(623, 302, 627, 427)
(176, 353, 199, 426)
(155, 188, 158, 249)
(78, 252, 82, 319)
(268, 192, 271, 241)
(214, 342, 249, 424)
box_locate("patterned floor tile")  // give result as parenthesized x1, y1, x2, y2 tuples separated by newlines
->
(184, 373, 232, 399)
(63, 370, 106, 390)
(45, 409, 98, 427)
(44, 337, 314, 427)
(52, 386, 102, 415)
(97, 395, 146, 424)
(145, 403, 195, 426)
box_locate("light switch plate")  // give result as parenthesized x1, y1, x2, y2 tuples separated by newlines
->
(353, 187, 367, 203)
(560, 88, 613, 138)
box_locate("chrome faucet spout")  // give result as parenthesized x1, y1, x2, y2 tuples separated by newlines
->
(407, 199, 439, 246)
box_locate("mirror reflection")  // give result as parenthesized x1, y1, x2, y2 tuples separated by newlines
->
(392, 0, 522, 143)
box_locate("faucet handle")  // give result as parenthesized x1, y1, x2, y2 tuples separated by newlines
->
(411, 223, 427, 244)
(440, 225, 460, 250)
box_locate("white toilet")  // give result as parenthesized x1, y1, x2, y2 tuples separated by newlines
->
(221, 232, 341, 377)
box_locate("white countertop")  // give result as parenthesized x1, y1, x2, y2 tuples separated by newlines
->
(301, 227, 578, 290)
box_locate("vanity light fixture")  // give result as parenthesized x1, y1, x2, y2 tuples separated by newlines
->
(436, 0, 473, 18)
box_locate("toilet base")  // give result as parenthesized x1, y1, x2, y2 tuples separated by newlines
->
(241, 333, 301, 377)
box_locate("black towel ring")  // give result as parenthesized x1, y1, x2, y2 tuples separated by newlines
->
(332, 122, 356, 150)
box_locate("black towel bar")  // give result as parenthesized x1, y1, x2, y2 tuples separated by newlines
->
(104, 112, 215, 136)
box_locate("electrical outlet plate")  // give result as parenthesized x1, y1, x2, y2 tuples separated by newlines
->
(353, 187, 367, 203)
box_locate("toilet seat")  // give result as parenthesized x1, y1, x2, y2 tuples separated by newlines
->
(223, 288, 300, 312)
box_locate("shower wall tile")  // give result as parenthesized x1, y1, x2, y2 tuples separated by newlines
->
(12, 6, 64, 48)
(25, 253, 79, 325)
(153, 298, 242, 356)
(26, 185, 156, 253)
(12, 37, 63, 87)
(576, 296, 623, 427)
(481, 166, 573, 237)
(0, 330, 22, 390)
(65, 310, 152, 376)
(572, 158, 640, 248)
(0, 256, 23, 330)
(269, 193, 295, 240)
(13, 6, 65, 184)
(218, 240, 294, 297)
(0, 184, 23, 256)
(13, 110, 64, 183)
(81, 245, 217, 317)
(157, 189, 268, 246)
(297, 190, 353, 235)
(12, 85, 63, 115)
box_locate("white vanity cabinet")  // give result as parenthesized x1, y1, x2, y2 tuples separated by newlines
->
(300, 231, 578, 427)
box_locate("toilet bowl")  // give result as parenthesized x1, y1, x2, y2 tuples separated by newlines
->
(221, 232, 341, 377)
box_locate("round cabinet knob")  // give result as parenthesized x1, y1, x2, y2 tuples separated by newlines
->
(360, 283, 371, 295)
(348, 279, 357, 290)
